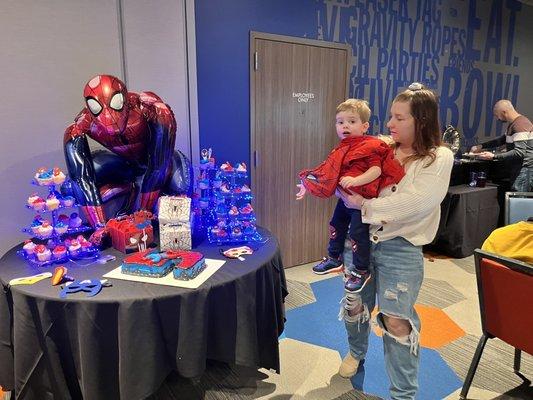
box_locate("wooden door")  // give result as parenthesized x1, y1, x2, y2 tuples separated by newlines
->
(251, 32, 349, 267)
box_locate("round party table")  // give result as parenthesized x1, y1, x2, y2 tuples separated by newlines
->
(0, 228, 287, 400)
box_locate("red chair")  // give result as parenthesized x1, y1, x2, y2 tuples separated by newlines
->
(460, 249, 533, 399)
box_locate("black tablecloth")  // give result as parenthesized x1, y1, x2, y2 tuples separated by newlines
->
(0, 228, 287, 400)
(429, 185, 500, 258)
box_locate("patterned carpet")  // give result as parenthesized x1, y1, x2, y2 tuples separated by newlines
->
(146, 254, 532, 400)
(3, 255, 530, 400)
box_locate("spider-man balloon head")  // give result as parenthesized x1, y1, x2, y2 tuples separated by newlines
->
(83, 75, 128, 135)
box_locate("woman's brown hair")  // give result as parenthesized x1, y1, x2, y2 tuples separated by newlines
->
(393, 83, 442, 166)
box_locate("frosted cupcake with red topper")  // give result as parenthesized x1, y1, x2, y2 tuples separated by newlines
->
(52, 245, 67, 259)
(52, 167, 66, 185)
(35, 244, 51, 261)
(27, 193, 39, 207)
(38, 221, 53, 238)
(32, 197, 46, 211)
(228, 206, 239, 217)
(68, 239, 81, 256)
(78, 235, 93, 251)
(239, 203, 253, 215)
(220, 162, 233, 172)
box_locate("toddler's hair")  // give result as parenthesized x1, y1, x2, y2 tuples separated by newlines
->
(336, 99, 371, 123)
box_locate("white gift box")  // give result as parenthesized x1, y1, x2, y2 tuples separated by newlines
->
(158, 196, 191, 225)
(159, 223, 192, 251)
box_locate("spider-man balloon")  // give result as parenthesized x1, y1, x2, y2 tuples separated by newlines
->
(63, 75, 191, 242)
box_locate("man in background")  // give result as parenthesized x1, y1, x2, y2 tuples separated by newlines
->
(471, 99, 532, 192)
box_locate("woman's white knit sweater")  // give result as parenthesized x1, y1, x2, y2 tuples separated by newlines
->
(362, 146, 454, 246)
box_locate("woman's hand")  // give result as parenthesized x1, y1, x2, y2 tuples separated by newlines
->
(335, 187, 364, 209)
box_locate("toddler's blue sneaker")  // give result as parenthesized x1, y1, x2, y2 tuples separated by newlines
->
(344, 270, 371, 293)
(312, 256, 343, 275)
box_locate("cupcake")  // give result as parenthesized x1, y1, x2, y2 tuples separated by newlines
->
(69, 212, 83, 228)
(198, 197, 209, 209)
(52, 245, 67, 259)
(235, 163, 247, 173)
(52, 167, 66, 185)
(27, 193, 39, 207)
(76, 234, 91, 245)
(220, 184, 231, 194)
(39, 221, 53, 238)
(54, 221, 68, 235)
(46, 194, 60, 211)
(61, 196, 75, 207)
(34, 167, 47, 185)
(35, 244, 51, 262)
(80, 239, 93, 251)
(241, 184, 251, 193)
(58, 214, 69, 224)
(220, 162, 233, 172)
(68, 240, 81, 256)
(30, 218, 43, 234)
(228, 206, 239, 217)
(32, 197, 46, 211)
(23, 240, 37, 256)
(239, 203, 253, 214)
(216, 228, 228, 238)
(37, 169, 54, 186)
(198, 179, 209, 190)
(232, 227, 243, 237)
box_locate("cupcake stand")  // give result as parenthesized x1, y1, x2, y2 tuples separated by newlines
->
(17, 168, 99, 267)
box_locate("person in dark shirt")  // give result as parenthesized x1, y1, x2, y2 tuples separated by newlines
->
(471, 99, 533, 192)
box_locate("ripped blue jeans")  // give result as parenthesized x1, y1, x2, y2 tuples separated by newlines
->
(342, 236, 423, 400)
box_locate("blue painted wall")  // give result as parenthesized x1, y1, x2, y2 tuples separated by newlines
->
(195, 0, 533, 165)
(195, 0, 318, 168)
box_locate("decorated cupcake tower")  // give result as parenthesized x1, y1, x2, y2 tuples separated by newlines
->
(19, 167, 97, 266)
(192, 149, 261, 245)
(191, 148, 216, 240)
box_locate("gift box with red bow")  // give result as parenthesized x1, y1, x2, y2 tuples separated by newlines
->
(106, 211, 154, 253)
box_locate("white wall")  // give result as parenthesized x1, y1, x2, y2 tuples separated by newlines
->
(122, 0, 192, 156)
(0, 0, 196, 255)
